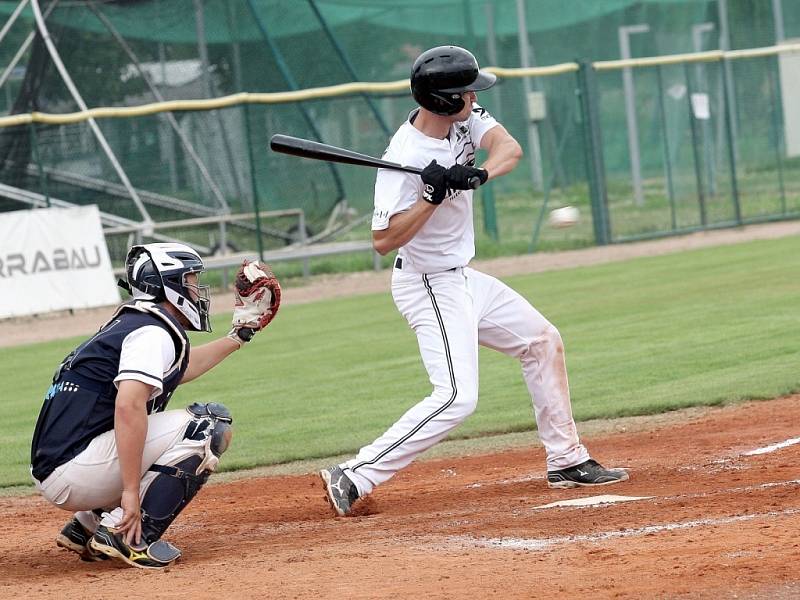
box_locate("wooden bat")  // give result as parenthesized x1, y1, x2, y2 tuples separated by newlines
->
(269, 134, 481, 189)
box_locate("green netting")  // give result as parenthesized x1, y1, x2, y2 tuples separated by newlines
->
(1, 0, 799, 265)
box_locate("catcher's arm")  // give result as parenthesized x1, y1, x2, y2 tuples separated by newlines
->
(227, 259, 282, 347)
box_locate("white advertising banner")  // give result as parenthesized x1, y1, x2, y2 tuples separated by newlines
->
(0, 206, 120, 319)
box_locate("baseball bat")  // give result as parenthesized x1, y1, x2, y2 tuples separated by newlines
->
(269, 134, 481, 189)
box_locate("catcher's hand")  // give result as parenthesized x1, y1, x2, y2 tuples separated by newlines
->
(227, 260, 281, 346)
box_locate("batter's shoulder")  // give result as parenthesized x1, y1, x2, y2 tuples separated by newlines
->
(383, 129, 428, 169)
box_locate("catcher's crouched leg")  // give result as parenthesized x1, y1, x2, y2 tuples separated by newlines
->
(139, 403, 233, 549)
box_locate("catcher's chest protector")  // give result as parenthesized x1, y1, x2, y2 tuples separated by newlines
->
(30, 302, 190, 482)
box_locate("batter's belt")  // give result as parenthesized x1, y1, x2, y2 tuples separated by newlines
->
(394, 256, 461, 274)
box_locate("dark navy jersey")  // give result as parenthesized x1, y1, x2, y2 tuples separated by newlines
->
(30, 301, 190, 482)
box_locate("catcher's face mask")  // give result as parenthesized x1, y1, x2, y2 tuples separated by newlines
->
(122, 243, 212, 332)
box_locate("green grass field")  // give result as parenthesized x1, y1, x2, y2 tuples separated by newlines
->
(3, 235, 798, 489)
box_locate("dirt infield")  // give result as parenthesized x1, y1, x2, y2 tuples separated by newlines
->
(2, 395, 799, 599)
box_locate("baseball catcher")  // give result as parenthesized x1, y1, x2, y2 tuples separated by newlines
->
(30, 243, 280, 569)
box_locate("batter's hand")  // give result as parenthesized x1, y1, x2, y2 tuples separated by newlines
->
(118, 488, 143, 546)
(420, 160, 448, 205)
(446, 164, 489, 189)
(228, 260, 282, 345)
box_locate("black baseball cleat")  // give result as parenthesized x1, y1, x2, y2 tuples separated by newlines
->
(56, 517, 107, 562)
(319, 465, 360, 516)
(547, 459, 629, 489)
(89, 525, 181, 569)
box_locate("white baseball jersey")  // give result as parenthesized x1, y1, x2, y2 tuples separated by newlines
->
(114, 326, 176, 399)
(372, 104, 498, 273)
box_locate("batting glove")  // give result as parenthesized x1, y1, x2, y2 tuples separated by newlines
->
(446, 164, 489, 190)
(420, 160, 448, 205)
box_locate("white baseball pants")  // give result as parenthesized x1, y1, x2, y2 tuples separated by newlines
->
(343, 266, 590, 496)
(33, 409, 205, 527)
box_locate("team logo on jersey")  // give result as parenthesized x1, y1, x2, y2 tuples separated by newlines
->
(472, 106, 490, 120)
(44, 380, 81, 401)
(444, 189, 463, 203)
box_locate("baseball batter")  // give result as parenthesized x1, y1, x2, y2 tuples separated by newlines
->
(30, 243, 280, 568)
(320, 46, 628, 516)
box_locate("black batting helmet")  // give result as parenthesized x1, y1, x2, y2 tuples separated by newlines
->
(410, 46, 496, 116)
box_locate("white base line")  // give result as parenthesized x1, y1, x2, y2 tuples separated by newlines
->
(459, 507, 800, 551)
(743, 437, 800, 456)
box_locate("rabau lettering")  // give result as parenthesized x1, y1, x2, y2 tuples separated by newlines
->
(0, 245, 102, 277)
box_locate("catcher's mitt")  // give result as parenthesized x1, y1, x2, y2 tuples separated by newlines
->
(228, 260, 281, 345)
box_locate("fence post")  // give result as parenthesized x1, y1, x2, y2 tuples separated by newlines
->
(244, 103, 264, 261)
(684, 63, 707, 227)
(481, 182, 499, 241)
(656, 65, 677, 231)
(720, 56, 741, 225)
(576, 61, 610, 245)
(767, 56, 787, 214)
(29, 122, 51, 207)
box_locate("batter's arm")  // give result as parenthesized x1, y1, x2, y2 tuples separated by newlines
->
(478, 124, 523, 181)
(373, 200, 438, 255)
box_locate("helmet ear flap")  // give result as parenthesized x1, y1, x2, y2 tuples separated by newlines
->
(412, 89, 465, 116)
(123, 246, 164, 300)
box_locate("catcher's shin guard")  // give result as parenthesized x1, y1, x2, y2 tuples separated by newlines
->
(140, 455, 210, 545)
(140, 403, 233, 544)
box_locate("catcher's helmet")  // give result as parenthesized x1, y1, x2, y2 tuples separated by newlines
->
(121, 243, 211, 332)
(410, 45, 496, 116)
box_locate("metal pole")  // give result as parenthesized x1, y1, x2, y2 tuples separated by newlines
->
(684, 63, 707, 227)
(655, 66, 676, 230)
(29, 122, 50, 207)
(29, 0, 153, 227)
(618, 24, 649, 206)
(224, 1, 244, 93)
(772, 0, 785, 43)
(482, 0, 500, 241)
(243, 104, 264, 261)
(0, 0, 30, 46)
(767, 54, 787, 214)
(692, 22, 716, 196)
(720, 56, 741, 224)
(717, 0, 739, 163)
(485, 0, 503, 121)
(0, 0, 57, 97)
(577, 62, 610, 245)
(515, 0, 544, 192)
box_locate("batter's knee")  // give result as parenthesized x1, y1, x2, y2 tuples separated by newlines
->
(524, 324, 564, 360)
(434, 384, 479, 420)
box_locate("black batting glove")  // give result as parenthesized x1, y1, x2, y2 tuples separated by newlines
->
(420, 160, 448, 205)
(446, 164, 489, 190)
